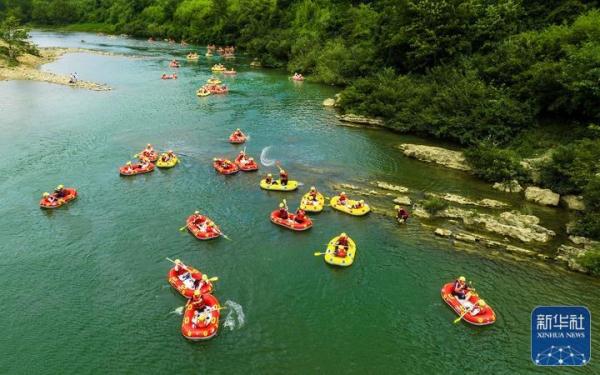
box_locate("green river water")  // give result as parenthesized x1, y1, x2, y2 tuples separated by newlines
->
(0, 32, 598, 374)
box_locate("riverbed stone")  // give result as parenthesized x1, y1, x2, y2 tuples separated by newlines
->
(398, 144, 471, 171)
(435, 228, 452, 237)
(322, 98, 336, 107)
(492, 180, 523, 193)
(454, 233, 478, 243)
(375, 181, 409, 193)
(336, 114, 384, 126)
(505, 245, 536, 257)
(524, 186, 560, 206)
(561, 195, 585, 211)
(393, 196, 412, 205)
(426, 192, 507, 208)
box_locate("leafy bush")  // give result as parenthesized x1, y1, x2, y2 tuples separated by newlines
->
(578, 245, 600, 276)
(539, 139, 600, 195)
(464, 144, 528, 182)
(422, 198, 449, 215)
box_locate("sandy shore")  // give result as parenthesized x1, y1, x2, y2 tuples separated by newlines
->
(0, 47, 115, 91)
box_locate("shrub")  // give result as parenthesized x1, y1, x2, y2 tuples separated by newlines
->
(578, 245, 600, 276)
(422, 198, 449, 215)
(464, 144, 528, 183)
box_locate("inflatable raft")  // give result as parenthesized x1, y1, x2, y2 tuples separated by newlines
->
(39, 188, 78, 209)
(119, 163, 155, 176)
(330, 196, 370, 216)
(260, 179, 298, 191)
(181, 294, 221, 341)
(211, 65, 226, 72)
(213, 160, 239, 175)
(229, 133, 246, 144)
(300, 192, 324, 213)
(186, 214, 221, 240)
(168, 264, 214, 298)
(324, 235, 356, 267)
(156, 154, 179, 168)
(440, 282, 496, 326)
(223, 70, 237, 75)
(270, 209, 312, 231)
(197, 89, 211, 97)
(207, 78, 221, 85)
(138, 150, 158, 162)
(235, 154, 258, 171)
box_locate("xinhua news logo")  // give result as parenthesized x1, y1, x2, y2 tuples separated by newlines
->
(531, 306, 591, 366)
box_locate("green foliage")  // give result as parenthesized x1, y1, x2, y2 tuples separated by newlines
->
(578, 245, 600, 275)
(0, 16, 35, 64)
(539, 139, 600, 195)
(422, 197, 449, 215)
(464, 144, 528, 182)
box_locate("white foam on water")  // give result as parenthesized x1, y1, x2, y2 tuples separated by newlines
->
(260, 146, 275, 166)
(223, 300, 245, 331)
(170, 306, 185, 315)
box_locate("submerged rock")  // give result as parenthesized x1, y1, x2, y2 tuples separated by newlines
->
(398, 144, 471, 171)
(492, 180, 523, 193)
(561, 195, 585, 211)
(557, 245, 589, 273)
(336, 114, 384, 126)
(524, 186, 560, 206)
(374, 181, 409, 193)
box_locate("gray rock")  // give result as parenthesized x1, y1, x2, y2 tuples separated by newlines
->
(393, 196, 412, 205)
(434, 228, 452, 237)
(524, 186, 560, 206)
(492, 180, 523, 193)
(322, 98, 336, 107)
(561, 195, 585, 211)
(397, 144, 471, 171)
(336, 114, 384, 126)
(375, 181, 409, 193)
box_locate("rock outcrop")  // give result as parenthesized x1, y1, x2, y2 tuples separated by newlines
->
(426, 193, 507, 209)
(561, 195, 585, 211)
(556, 245, 589, 273)
(492, 180, 523, 193)
(435, 228, 452, 237)
(398, 144, 471, 171)
(374, 181, 409, 193)
(524, 186, 560, 206)
(336, 114, 384, 126)
(393, 196, 412, 205)
(322, 98, 336, 107)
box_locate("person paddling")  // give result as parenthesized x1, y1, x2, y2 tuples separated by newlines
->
(54, 185, 67, 198)
(192, 211, 206, 226)
(452, 276, 470, 300)
(233, 128, 244, 138)
(42, 192, 57, 204)
(334, 245, 347, 258)
(280, 169, 288, 186)
(352, 200, 365, 209)
(139, 157, 151, 170)
(278, 202, 288, 220)
(265, 173, 274, 185)
(396, 205, 410, 223)
(294, 209, 307, 223)
(338, 192, 348, 206)
(142, 144, 154, 158)
(124, 161, 134, 173)
(309, 186, 319, 200)
(336, 233, 349, 250)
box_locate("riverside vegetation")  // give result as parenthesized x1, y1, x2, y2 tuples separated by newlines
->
(1, 1, 599, 272)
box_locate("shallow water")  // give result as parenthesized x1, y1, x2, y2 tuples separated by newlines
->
(0, 32, 598, 373)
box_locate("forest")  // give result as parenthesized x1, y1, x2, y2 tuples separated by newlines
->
(1, 0, 599, 243)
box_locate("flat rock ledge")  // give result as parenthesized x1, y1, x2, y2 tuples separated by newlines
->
(398, 144, 471, 172)
(336, 114, 384, 126)
(426, 192, 507, 209)
(524, 186, 560, 206)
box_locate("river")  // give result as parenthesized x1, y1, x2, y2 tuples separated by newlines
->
(0, 32, 598, 374)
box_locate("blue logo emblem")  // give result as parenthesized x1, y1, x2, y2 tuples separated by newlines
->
(531, 306, 591, 366)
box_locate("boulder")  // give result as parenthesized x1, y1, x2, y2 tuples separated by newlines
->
(393, 196, 412, 206)
(561, 195, 585, 211)
(412, 205, 431, 219)
(398, 144, 471, 171)
(375, 181, 409, 193)
(426, 192, 507, 208)
(435, 228, 452, 237)
(322, 98, 336, 107)
(492, 180, 523, 193)
(569, 235, 591, 246)
(524, 186, 560, 206)
(336, 114, 384, 126)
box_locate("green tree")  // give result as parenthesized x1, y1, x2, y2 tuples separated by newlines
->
(0, 16, 35, 65)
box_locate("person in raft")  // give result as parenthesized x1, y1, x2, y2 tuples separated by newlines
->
(124, 161, 134, 173)
(280, 169, 288, 186)
(192, 211, 207, 226)
(139, 157, 151, 170)
(194, 274, 211, 291)
(452, 276, 470, 300)
(278, 203, 289, 220)
(265, 173, 274, 185)
(42, 192, 57, 204)
(294, 209, 307, 223)
(309, 186, 319, 200)
(338, 192, 348, 206)
(336, 233, 349, 250)
(142, 144, 154, 157)
(352, 199, 365, 209)
(238, 150, 250, 166)
(334, 245, 347, 258)
(396, 205, 410, 223)
(161, 150, 174, 162)
(54, 184, 67, 198)
(233, 128, 244, 137)
(191, 289, 206, 308)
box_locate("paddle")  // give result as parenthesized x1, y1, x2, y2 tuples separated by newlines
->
(166, 257, 219, 282)
(314, 251, 327, 256)
(453, 304, 476, 324)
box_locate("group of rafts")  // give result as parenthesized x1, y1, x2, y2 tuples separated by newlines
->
(196, 64, 236, 97)
(40, 133, 496, 342)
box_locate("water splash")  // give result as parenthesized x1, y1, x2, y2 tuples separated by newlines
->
(260, 146, 275, 167)
(223, 300, 245, 331)
(170, 306, 185, 316)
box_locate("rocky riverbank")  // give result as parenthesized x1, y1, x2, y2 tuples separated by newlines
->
(0, 47, 114, 91)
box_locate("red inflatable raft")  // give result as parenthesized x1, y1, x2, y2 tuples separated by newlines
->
(270, 210, 313, 231)
(234, 154, 258, 171)
(440, 282, 496, 326)
(168, 264, 214, 298)
(39, 188, 78, 209)
(138, 150, 158, 162)
(186, 214, 221, 240)
(119, 162, 155, 176)
(213, 159, 239, 175)
(229, 133, 246, 144)
(181, 294, 221, 341)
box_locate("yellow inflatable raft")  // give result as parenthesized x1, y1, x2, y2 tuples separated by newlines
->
(330, 196, 370, 216)
(156, 154, 179, 168)
(259, 179, 299, 191)
(324, 235, 356, 267)
(197, 90, 211, 97)
(300, 192, 324, 212)
(207, 78, 221, 84)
